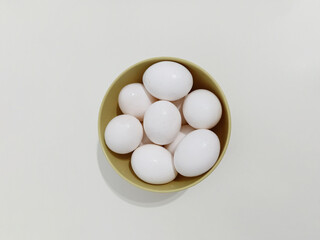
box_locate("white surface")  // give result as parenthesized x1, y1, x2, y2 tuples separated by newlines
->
(0, 0, 319, 239)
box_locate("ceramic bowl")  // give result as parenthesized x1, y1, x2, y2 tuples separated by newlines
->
(98, 57, 231, 192)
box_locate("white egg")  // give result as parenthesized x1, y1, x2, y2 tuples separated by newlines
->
(139, 129, 153, 147)
(171, 97, 187, 125)
(174, 129, 220, 177)
(143, 100, 181, 145)
(143, 61, 193, 101)
(165, 125, 194, 154)
(118, 83, 156, 121)
(183, 89, 222, 129)
(131, 144, 177, 184)
(104, 115, 143, 154)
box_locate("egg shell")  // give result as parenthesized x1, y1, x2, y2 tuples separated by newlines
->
(118, 83, 156, 121)
(131, 144, 177, 184)
(165, 125, 194, 154)
(143, 100, 181, 145)
(139, 128, 153, 147)
(143, 61, 193, 101)
(183, 89, 222, 129)
(174, 129, 220, 177)
(171, 97, 187, 125)
(104, 114, 143, 154)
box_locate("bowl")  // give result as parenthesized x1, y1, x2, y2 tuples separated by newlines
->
(98, 57, 231, 192)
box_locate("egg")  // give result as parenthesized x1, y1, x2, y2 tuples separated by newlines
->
(143, 100, 181, 145)
(165, 125, 194, 154)
(104, 114, 143, 154)
(183, 89, 222, 129)
(131, 144, 177, 184)
(143, 61, 193, 101)
(139, 129, 153, 147)
(171, 97, 187, 125)
(174, 129, 220, 177)
(118, 83, 156, 121)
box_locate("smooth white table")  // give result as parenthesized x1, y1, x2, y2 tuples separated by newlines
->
(1, 1, 319, 239)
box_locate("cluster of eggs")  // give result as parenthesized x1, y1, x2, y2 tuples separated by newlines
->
(104, 61, 222, 184)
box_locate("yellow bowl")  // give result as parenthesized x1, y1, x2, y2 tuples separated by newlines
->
(98, 57, 231, 192)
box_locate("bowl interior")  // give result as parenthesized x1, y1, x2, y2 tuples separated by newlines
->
(98, 57, 231, 192)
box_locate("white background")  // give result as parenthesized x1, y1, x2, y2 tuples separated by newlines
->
(1, 0, 319, 239)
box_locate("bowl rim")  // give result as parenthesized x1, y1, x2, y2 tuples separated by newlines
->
(98, 56, 231, 193)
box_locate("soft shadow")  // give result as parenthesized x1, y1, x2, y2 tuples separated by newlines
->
(97, 143, 185, 207)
